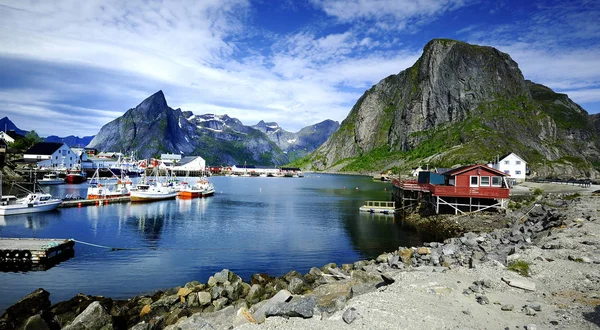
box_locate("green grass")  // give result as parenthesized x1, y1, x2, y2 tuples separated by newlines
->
(507, 260, 530, 277)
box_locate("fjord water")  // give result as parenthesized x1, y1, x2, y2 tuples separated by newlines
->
(0, 174, 427, 312)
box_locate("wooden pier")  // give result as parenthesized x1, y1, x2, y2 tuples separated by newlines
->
(59, 196, 131, 208)
(0, 238, 75, 265)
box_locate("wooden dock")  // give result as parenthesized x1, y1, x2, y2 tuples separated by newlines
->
(0, 238, 75, 264)
(59, 196, 131, 208)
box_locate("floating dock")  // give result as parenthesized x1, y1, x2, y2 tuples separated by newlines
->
(359, 201, 396, 214)
(0, 238, 75, 266)
(59, 196, 131, 208)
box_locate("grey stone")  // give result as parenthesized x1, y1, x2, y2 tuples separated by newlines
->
(528, 303, 542, 311)
(288, 277, 305, 294)
(197, 291, 212, 306)
(501, 304, 514, 311)
(63, 301, 112, 330)
(525, 324, 537, 330)
(476, 295, 489, 305)
(469, 285, 481, 293)
(252, 290, 293, 324)
(442, 244, 457, 255)
(265, 296, 316, 319)
(23, 314, 50, 330)
(342, 307, 359, 324)
(502, 277, 536, 291)
(246, 284, 265, 305)
(129, 322, 149, 330)
(522, 306, 537, 316)
(380, 273, 395, 285)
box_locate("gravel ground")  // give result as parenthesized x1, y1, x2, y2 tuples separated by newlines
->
(238, 193, 600, 330)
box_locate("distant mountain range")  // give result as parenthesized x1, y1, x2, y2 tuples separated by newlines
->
(85, 91, 339, 165)
(45, 135, 94, 147)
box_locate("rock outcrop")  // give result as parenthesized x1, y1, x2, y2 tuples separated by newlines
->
(308, 39, 600, 178)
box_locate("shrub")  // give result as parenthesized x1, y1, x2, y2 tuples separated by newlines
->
(507, 260, 530, 276)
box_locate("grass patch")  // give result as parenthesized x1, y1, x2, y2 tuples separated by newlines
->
(507, 260, 530, 277)
(565, 193, 581, 200)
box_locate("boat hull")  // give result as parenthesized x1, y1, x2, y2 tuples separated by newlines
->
(65, 175, 86, 184)
(0, 200, 62, 216)
(178, 190, 202, 199)
(130, 191, 178, 202)
(38, 179, 64, 185)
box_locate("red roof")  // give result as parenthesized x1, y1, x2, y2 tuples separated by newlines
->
(443, 164, 508, 177)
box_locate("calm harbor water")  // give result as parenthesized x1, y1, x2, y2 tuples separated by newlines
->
(0, 174, 430, 312)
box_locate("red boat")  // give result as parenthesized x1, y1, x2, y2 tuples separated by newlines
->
(65, 169, 87, 184)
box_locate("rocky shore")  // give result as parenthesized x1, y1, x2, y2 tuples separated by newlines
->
(2, 189, 599, 329)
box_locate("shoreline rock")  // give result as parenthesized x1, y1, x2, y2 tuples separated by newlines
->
(2, 195, 599, 329)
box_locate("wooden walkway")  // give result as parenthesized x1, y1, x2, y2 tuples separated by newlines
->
(0, 238, 75, 264)
(59, 196, 131, 208)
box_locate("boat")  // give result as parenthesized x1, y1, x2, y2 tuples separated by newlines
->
(201, 181, 215, 197)
(38, 172, 64, 185)
(86, 168, 132, 199)
(359, 201, 396, 214)
(129, 170, 178, 202)
(0, 174, 62, 216)
(110, 153, 145, 178)
(65, 166, 87, 184)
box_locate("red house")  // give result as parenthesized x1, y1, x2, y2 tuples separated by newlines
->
(393, 164, 510, 214)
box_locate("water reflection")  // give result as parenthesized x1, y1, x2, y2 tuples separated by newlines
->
(0, 214, 52, 230)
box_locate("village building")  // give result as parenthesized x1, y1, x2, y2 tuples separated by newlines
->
(489, 152, 527, 183)
(393, 164, 511, 214)
(23, 142, 78, 169)
(0, 131, 15, 144)
(171, 156, 207, 175)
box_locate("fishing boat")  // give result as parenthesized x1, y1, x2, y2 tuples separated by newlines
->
(129, 170, 178, 202)
(38, 172, 64, 185)
(110, 153, 145, 178)
(86, 168, 132, 199)
(65, 166, 87, 184)
(0, 174, 62, 216)
(201, 180, 215, 197)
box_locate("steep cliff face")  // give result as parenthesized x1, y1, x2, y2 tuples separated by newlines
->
(309, 39, 600, 178)
(87, 91, 195, 159)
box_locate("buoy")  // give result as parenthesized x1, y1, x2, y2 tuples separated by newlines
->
(356, 187, 359, 190)
(78, 202, 82, 207)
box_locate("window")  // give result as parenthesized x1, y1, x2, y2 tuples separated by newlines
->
(516, 161, 521, 165)
(504, 170, 510, 174)
(470, 176, 479, 187)
(492, 176, 502, 187)
(515, 170, 521, 175)
(480, 176, 490, 186)
(504, 160, 510, 165)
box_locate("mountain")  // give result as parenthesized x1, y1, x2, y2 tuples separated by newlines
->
(86, 91, 337, 165)
(252, 120, 340, 161)
(0, 117, 27, 136)
(303, 39, 600, 179)
(45, 135, 94, 147)
(87, 91, 197, 159)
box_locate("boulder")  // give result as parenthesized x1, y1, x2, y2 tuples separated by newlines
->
(265, 296, 316, 319)
(197, 292, 212, 307)
(1, 288, 51, 330)
(342, 307, 360, 324)
(246, 284, 266, 305)
(63, 301, 112, 330)
(252, 290, 292, 324)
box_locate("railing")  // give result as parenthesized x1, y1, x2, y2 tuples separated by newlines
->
(394, 179, 431, 192)
(429, 185, 509, 198)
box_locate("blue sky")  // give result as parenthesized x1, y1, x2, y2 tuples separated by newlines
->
(0, 0, 599, 137)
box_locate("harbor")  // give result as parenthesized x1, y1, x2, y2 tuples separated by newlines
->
(0, 174, 424, 313)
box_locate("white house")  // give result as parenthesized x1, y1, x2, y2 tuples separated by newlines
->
(24, 142, 78, 169)
(172, 156, 206, 172)
(0, 131, 15, 144)
(490, 153, 527, 182)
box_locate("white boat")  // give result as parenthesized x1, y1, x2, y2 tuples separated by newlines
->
(359, 201, 396, 214)
(129, 170, 178, 202)
(0, 174, 62, 216)
(86, 168, 132, 199)
(38, 172, 64, 185)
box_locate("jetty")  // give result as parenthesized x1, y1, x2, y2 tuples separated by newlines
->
(359, 201, 396, 214)
(59, 196, 131, 208)
(0, 238, 75, 265)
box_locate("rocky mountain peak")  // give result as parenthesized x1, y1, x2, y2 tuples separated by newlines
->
(135, 90, 169, 115)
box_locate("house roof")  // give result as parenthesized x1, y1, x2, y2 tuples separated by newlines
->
(444, 164, 509, 177)
(24, 142, 64, 156)
(175, 156, 204, 167)
(498, 152, 526, 163)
